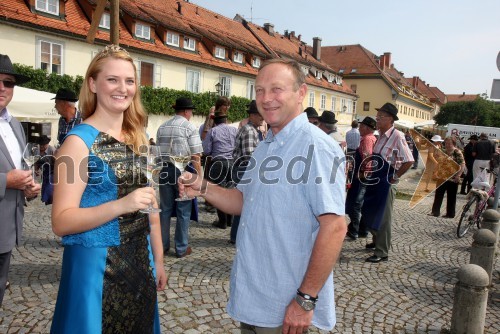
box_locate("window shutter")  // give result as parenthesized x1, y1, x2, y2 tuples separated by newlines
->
(155, 64, 161, 88)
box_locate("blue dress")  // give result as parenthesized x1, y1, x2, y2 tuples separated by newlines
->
(51, 124, 161, 334)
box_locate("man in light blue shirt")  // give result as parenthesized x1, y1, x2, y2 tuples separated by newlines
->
(179, 59, 346, 333)
(345, 120, 361, 154)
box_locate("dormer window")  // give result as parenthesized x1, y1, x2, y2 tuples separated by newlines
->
(99, 13, 110, 29)
(300, 66, 308, 76)
(215, 46, 226, 59)
(135, 23, 150, 40)
(252, 57, 261, 68)
(36, 0, 59, 15)
(233, 51, 243, 64)
(167, 32, 180, 47)
(338, 69, 345, 74)
(315, 70, 322, 80)
(184, 37, 195, 51)
(327, 74, 334, 83)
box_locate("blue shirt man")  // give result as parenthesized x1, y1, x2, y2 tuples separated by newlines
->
(179, 59, 346, 333)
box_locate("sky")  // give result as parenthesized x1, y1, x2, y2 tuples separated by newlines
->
(192, 0, 500, 97)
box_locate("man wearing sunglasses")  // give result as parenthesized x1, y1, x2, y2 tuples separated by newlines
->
(0, 54, 41, 306)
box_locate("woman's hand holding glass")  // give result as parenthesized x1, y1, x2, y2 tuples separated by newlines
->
(140, 146, 162, 213)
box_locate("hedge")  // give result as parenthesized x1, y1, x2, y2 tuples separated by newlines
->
(13, 63, 250, 121)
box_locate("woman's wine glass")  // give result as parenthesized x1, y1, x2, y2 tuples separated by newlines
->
(23, 143, 40, 179)
(140, 145, 162, 214)
(168, 138, 192, 202)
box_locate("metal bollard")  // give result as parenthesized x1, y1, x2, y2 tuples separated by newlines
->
(470, 229, 497, 285)
(481, 209, 500, 241)
(450, 264, 489, 334)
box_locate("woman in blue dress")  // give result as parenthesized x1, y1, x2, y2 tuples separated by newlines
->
(51, 45, 167, 333)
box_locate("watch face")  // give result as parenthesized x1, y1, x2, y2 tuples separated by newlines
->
(295, 295, 315, 311)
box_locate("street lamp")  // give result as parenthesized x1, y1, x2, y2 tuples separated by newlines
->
(215, 82, 222, 96)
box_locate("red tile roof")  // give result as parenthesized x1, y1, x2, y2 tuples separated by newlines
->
(446, 94, 479, 102)
(0, 0, 355, 96)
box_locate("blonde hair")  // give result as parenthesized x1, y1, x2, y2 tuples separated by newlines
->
(79, 45, 147, 152)
(259, 58, 306, 90)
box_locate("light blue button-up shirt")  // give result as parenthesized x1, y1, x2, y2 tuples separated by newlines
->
(227, 113, 346, 330)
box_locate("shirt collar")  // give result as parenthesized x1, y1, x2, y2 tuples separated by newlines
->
(379, 125, 395, 138)
(0, 108, 12, 122)
(264, 112, 306, 146)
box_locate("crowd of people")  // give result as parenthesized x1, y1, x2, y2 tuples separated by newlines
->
(1, 46, 498, 333)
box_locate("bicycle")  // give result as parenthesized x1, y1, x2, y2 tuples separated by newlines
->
(456, 169, 497, 238)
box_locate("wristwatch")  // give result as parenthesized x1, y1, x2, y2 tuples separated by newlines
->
(294, 295, 316, 311)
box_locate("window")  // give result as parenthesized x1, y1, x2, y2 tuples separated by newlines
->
(331, 97, 336, 111)
(352, 101, 357, 115)
(184, 37, 195, 51)
(135, 23, 150, 40)
(186, 69, 200, 93)
(320, 94, 326, 109)
(247, 80, 255, 100)
(301, 66, 309, 76)
(167, 32, 180, 47)
(341, 99, 346, 113)
(308, 92, 315, 108)
(363, 102, 370, 111)
(252, 57, 261, 68)
(219, 76, 231, 96)
(327, 74, 334, 83)
(215, 46, 226, 59)
(233, 51, 243, 64)
(315, 71, 322, 80)
(99, 12, 110, 29)
(38, 39, 63, 74)
(350, 84, 357, 93)
(36, 0, 59, 15)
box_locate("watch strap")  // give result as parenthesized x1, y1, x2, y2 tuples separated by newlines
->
(296, 289, 318, 302)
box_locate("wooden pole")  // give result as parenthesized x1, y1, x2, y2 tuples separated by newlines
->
(86, 0, 107, 44)
(110, 0, 120, 45)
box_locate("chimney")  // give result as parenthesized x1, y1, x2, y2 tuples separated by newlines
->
(195, 7, 199, 15)
(312, 37, 322, 61)
(284, 30, 288, 37)
(290, 31, 295, 38)
(379, 55, 385, 69)
(264, 23, 275, 36)
(298, 34, 301, 41)
(412, 76, 419, 88)
(298, 46, 303, 56)
(462, 92, 465, 96)
(383, 52, 391, 68)
(177, 1, 182, 14)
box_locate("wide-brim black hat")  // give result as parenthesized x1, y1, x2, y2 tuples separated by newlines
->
(304, 107, 319, 118)
(172, 97, 196, 110)
(375, 102, 399, 121)
(37, 135, 51, 145)
(51, 88, 78, 102)
(247, 100, 259, 114)
(360, 116, 377, 130)
(468, 134, 479, 141)
(319, 110, 338, 124)
(0, 54, 30, 85)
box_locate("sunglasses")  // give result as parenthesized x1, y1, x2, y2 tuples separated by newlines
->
(0, 80, 16, 88)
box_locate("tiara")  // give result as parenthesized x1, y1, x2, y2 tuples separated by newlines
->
(94, 44, 130, 60)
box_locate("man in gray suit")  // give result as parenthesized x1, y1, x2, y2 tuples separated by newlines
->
(0, 54, 40, 306)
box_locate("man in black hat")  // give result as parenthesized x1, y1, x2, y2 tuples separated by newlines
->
(230, 100, 264, 244)
(318, 110, 346, 149)
(460, 134, 478, 194)
(304, 107, 319, 126)
(362, 103, 414, 263)
(0, 54, 41, 305)
(156, 97, 203, 258)
(345, 116, 377, 240)
(52, 88, 81, 145)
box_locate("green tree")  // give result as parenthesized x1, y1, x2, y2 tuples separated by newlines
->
(434, 96, 500, 127)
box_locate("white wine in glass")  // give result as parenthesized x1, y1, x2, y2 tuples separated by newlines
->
(23, 143, 40, 178)
(140, 146, 162, 214)
(168, 138, 192, 202)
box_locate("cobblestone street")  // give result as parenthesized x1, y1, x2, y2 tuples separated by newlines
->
(1, 171, 499, 333)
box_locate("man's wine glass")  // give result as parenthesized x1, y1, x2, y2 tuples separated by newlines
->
(23, 143, 40, 179)
(140, 145, 162, 214)
(168, 138, 192, 202)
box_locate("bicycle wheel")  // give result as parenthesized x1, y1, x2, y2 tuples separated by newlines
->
(457, 195, 480, 238)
